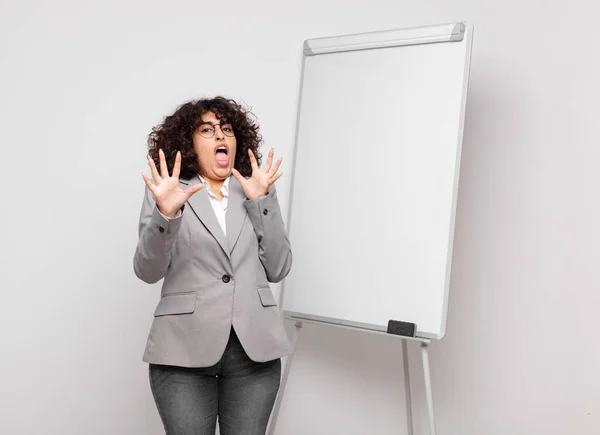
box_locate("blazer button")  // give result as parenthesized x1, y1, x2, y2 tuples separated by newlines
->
(222, 275, 231, 283)
(263, 209, 268, 215)
(158, 226, 165, 233)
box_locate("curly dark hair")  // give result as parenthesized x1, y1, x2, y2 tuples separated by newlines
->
(146, 96, 263, 179)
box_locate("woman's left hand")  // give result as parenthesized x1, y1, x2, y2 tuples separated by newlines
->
(232, 148, 283, 200)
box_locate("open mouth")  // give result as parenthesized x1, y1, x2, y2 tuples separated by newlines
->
(215, 146, 229, 167)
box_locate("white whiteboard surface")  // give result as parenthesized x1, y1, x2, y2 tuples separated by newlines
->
(281, 23, 473, 339)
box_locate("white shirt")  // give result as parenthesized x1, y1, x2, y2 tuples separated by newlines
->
(198, 175, 230, 236)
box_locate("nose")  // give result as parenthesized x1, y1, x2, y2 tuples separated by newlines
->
(215, 125, 225, 140)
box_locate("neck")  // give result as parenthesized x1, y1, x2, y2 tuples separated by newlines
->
(202, 175, 227, 199)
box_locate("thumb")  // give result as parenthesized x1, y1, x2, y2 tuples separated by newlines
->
(231, 168, 245, 183)
(187, 183, 204, 197)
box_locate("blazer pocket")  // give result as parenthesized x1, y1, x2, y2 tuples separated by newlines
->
(257, 286, 277, 307)
(154, 293, 197, 317)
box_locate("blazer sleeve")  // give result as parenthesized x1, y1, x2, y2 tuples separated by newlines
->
(133, 186, 184, 284)
(244, 185, 292, 283)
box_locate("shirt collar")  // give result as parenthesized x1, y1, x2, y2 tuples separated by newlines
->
(198, 175, 230, 196)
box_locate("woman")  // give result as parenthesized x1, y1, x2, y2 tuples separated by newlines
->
(133, 96, 292, 435)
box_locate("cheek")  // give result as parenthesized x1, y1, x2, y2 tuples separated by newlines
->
(193, 139, 213, 160)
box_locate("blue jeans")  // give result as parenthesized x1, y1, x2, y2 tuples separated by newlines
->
(149, 328, 281, 435)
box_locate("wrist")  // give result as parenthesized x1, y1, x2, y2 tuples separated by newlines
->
(158, 205, 178, 219)
(249, 189, 268, 201)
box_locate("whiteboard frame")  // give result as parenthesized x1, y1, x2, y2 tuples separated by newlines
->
(280, 22, 474, 340)
(303, 22, 465, 55)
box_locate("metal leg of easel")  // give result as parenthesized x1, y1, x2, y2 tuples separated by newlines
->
(420, 341, 436, 435)
(267, 321, 303, 435)
(402, 339, 414, 435)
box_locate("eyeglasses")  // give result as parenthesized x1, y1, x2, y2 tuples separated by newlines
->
(197, 123, 235, 139)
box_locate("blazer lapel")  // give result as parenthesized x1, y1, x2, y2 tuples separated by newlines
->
(226, 176, 247, 254)
(181, 177, 230, 259)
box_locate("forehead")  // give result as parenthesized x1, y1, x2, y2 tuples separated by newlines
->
(199, 111, 229, 124)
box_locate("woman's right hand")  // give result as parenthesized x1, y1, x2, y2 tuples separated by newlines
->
(142, 149, 204, 218)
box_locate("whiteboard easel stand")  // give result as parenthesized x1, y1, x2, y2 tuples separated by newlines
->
(267, 318, 437, 435)
(267, 21, 472, 435)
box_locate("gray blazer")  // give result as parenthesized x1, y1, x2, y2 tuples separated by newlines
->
(133, 175, 293, 367)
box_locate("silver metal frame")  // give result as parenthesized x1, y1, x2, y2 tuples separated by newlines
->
(303, 22, 465, 56)
(280, 21, 474, 340)
(282, 311, 439, 340)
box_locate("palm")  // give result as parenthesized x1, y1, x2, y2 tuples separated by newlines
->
(142, 149, 203, 217)
(233, 148, 283, 200)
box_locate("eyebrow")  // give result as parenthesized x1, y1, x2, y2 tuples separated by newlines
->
(199, 119, 231, 125)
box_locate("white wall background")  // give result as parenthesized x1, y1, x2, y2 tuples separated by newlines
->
(1, 0, 598, 434)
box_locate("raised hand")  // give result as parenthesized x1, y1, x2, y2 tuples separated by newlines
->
(232, 148, 283, 200)
(142, 149, 203, 218)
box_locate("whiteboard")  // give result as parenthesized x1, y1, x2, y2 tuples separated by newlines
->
(281, 23, 473, 339)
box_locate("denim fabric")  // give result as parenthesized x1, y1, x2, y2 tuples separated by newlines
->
(149, 328, 281, 435)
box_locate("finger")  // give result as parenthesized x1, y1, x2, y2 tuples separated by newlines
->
(159, 149, 169, 178)
(248, 148, 259, 172)
(269, 157, 282, 177)
(268, 172, 283, 185)
(231, 167, 245, 183)
(263, 148, 274, 173)
(148, 157, 162, 183)
(187, 183, 204, 196)
(172, 151, 181, 179)
(142, 172, 157, 193)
